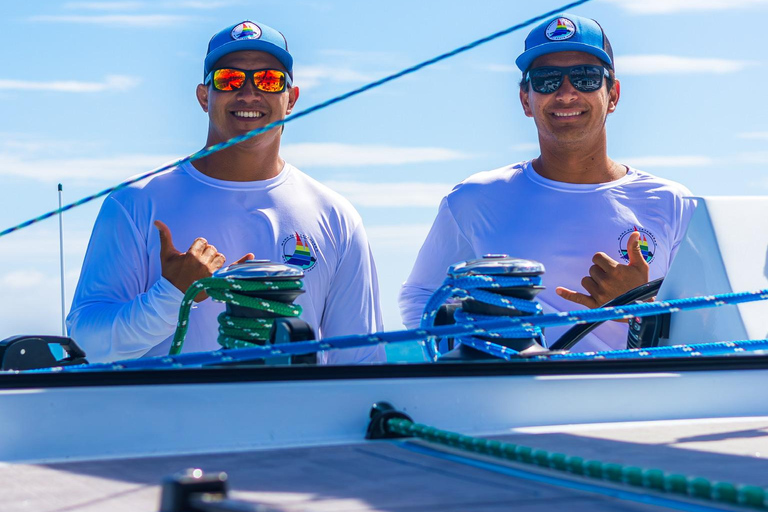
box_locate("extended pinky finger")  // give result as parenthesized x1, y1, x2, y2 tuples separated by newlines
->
(556, 286, 598, 309)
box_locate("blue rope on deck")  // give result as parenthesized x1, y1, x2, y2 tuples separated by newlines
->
(22, 286, 768, 373)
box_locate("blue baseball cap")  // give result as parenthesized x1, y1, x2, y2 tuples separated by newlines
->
(204, 20, 293, 80)
(515, 13, 614, 72)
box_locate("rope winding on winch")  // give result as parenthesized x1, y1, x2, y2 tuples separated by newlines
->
(169, 261, 305, 355)
(419, 255, 547, 361)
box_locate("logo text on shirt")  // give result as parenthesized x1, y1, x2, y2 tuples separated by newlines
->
(618, 226, 657, 264)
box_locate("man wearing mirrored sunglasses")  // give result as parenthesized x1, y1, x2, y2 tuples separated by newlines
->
(68, 20, 385, 364)
(400, 13, 694, 353)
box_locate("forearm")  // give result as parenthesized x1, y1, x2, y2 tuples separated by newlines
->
(67, 278, 183, 363)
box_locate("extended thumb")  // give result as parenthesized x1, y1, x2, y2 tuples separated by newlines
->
(627, 231, 645, 266)
(154, 220, 175, 257)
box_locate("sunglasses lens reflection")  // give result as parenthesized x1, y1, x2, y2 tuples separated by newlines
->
(570, 66, 604, 92)
(213, 69, 246, 91)
(530, 69, 564, 94)
(528, 65, 605, 94)
(254, 70, 286, 93)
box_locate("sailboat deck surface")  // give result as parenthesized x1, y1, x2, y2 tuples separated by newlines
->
(5, 416, 768, 512)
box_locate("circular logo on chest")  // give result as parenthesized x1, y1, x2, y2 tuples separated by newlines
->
(618, 226, 658, 264)
(281, 232, 318, 271)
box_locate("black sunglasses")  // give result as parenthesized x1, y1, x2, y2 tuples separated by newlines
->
(524, 65, 610, 94)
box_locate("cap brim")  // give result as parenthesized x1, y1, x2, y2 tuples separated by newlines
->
(204, 40, 293, 78)
(515, 42, 612, 72)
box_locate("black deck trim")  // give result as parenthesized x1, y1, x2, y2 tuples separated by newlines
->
(1, 354, 768, 389)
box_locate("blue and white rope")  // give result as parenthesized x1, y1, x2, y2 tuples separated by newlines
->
(24, 287, 768, 373)
(0, 0, 593, 239)
(420, 274, 544, 360)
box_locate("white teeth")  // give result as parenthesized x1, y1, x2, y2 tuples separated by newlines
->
(233, 111, 264, 118)
(553, 111, 582, 117)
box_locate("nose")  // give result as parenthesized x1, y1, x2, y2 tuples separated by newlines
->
(234, 77, 264, 102)
(555, 76, 579, 102)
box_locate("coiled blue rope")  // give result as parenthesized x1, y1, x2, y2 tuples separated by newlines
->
(420, 274, 544, 360)
(0, 0, 593, 239)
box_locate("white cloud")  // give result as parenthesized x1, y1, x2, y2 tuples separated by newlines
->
(64, 0, 238, 9)
(0, 229, 91, 258)
(0, 142, 468, 184)
(511, 143, 539, 152)
(321, 181, 453, 207)
(0, 269, 75, 339)
(0, 75, 140, 93)
(738, 132, 768, 141)
(30, 14, 195, 27)
(601, 0, 768, 14)
(485, 55, 754, 76)
(617, 55, 754, 75)
(64, 1, 144, 9)
(367, 223, 433, 249)
(0, 153, 181, 183)
(619, 155, 714, 168)
(281, 143, 470, 167)
(735, 151, 768, 164)
(293, 66, 375, 91)
(0, 270, 46, 289)
(166, 1, 241, 8)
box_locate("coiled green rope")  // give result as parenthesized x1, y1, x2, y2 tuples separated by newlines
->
(387, 418, 767, 509)
(169, 277, 303, 355)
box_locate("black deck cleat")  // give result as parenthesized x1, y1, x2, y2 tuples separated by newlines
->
(366, 401, 414, 440)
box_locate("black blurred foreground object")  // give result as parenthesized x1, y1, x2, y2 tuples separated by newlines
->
(0, 335, 87, 370)
(160, 468, 281, 512)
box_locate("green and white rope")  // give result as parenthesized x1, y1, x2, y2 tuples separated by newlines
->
(387, 418, 768, 509)
(169, 277, 303, 355)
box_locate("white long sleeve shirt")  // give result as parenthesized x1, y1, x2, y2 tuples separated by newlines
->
(399, 161, 694, 352)
(68, 161, 385, 364)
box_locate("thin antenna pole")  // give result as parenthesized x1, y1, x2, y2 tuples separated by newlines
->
(58, 183, 66, 337)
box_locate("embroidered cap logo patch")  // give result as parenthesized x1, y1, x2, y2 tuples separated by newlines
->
(231, 21, 262, 41)
(545, 18, 576, 41)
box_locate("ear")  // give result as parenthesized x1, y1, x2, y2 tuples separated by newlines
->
(196, 83, 209, 113)
(607, 79, 620, 114)
(286, 86, 300, 115)
(519, 86, 533, 118)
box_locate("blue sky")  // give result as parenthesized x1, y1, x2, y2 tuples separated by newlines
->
(0, 0, 766, 339)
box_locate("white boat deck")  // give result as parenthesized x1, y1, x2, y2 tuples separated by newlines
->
(5, 416, 767, 512)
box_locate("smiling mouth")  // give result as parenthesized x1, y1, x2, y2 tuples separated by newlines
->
(232, 111, 264, 119)
(552, 111, 583, 118)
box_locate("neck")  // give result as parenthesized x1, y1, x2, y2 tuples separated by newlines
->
(193, 133, 284, 182)
(533, 135, 624, 184)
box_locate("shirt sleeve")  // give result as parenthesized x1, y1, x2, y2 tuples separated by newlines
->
(318, 222, 386, 364)
(398, 197, 475, 329)
(66, 196, 183, 363)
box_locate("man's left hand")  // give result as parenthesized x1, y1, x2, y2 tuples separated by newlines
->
(556, 231, 649, 308)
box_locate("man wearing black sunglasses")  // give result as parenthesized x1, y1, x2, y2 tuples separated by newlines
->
(68, 20, 385, 364)
(400, 13, 694, 353)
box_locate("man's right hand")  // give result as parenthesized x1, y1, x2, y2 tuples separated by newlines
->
(154, 220, 227, 302)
